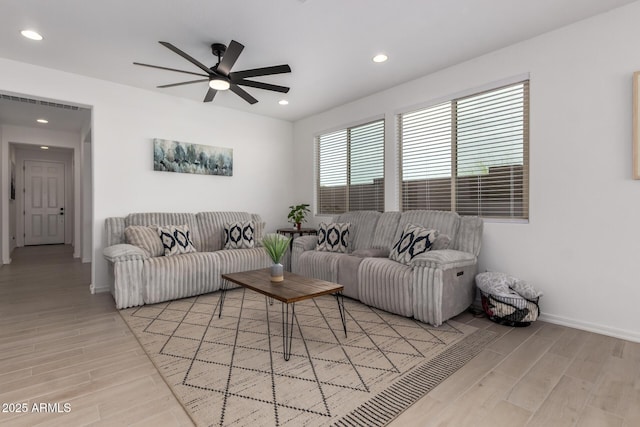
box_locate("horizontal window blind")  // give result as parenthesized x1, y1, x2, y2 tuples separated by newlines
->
(317, 119, 384, 215)
(399, 81, 529, 219)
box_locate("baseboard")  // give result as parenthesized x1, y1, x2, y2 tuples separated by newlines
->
(540, 312, 640, 343)
(90, 283, 110, 294)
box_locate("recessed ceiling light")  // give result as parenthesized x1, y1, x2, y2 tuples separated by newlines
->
(278, 100, 289, 105)
(37, 119, 48, 124)
(40, 146, 49, 150)
(21, 30, 43, 41)
(372, 54, 388, 63)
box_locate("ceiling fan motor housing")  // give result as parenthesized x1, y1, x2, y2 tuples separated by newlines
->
(211, 43, 227, 59)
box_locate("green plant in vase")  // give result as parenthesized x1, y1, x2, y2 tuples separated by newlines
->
(287, 203, 310, 230)
(262, 233, 291, 282)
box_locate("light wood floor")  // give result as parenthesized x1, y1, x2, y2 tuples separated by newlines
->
(1, 246, 638, 426)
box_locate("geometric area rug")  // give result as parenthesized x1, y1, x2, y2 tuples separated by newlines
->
(120, 288, 495, 427)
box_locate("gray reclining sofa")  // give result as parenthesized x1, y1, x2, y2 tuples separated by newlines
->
(103, 212, 271, 309)
(291, 210, 483, 326)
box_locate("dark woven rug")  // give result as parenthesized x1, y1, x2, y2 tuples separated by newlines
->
(120, 288, 494, 426)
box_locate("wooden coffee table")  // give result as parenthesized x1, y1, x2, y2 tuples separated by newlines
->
(220, 268, 346, 361)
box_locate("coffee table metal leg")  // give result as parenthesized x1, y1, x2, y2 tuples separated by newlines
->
(282, 302, 295, 361)
(335, 292, 347, 337)
(218, 279, 229, 319)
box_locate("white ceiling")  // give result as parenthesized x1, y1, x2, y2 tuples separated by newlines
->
(0, 0, 636, 126)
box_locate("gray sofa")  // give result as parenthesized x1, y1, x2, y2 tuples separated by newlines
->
(103, 212, 271, 309)
(291, 210, 483, 326)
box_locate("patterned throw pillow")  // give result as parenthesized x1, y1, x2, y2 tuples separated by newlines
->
(389, 224, 438, 265)
(224, 221, 255, 249)
(316, 222, 350, 253)
(124, 225, 164, 257)
(157, 224, 197, 256)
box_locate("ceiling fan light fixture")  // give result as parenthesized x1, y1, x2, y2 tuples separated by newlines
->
(372, 53, 388, 63)
(209, 78, 230, 91)
(21, 30, 43, 41)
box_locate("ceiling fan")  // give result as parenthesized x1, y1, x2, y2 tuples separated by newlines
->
(134, 40, 291, 104)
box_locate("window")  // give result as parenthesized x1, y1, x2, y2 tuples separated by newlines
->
(316, 119, 385, 214)
(399, 81, 529, 219)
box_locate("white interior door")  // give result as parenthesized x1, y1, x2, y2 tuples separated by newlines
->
(24, 160, 65, 245)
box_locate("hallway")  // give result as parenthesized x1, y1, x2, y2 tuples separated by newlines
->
(0, 245, 192, 426)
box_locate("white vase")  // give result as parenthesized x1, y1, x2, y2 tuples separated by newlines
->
(270, 263, 284, 283)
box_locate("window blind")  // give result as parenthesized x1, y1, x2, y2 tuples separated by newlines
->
(399, 81, 529, 219)
(316, 119, 385, 215)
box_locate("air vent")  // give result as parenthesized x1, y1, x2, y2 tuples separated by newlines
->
(0, 94, 80, 111)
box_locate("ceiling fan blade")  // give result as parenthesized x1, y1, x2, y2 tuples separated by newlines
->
(133, 62, 209, 77)
(229, 84, 258, 105)
(203, 87, 217, 103)
(230, 64, 291, 80)
(217, 40, 244, 76)
(157, 79, 210, 88)
(159, 41, 212, 74)
(236, 79, 290, 93)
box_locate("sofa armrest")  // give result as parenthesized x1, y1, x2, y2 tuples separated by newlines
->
(292, 235, 317, 252)
(410, 249, 476, 269)
(103, 244, 149, 262)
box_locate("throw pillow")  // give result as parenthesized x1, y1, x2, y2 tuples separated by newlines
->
(431, 233, 451, 251)
(316, 222, 350, 253)
(124, 225, 164, 257)
(224, 221, 256, 249)
(389, 224, 438, 265)
(157, 224, 197, 256)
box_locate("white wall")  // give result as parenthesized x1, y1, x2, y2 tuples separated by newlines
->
(293, 3, 640, 342)
(0, 58, 294, 292)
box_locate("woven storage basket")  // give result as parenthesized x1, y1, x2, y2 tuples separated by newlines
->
(480, 290, 540, 327)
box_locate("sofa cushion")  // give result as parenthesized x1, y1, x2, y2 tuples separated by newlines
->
(351, 248, 390, 258)
(337, 255, 363, 300)
(333, 211, 381, 251)
(316, 222, 350, 253)
(389, 224, 438, 265)
(294, 250, 344, 283)
(224, 221, 255, 249)
(157, 224, 197, 256)
(125, 225, 164, 257)
(396, 211, 460, 250)
(358, 257, 414, 317)
(143, 252, 220, 304)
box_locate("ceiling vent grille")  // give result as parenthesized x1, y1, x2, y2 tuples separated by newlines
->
(0, 94, 80, 111)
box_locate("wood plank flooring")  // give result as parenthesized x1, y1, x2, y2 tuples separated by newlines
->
(1, 245, 638, 426)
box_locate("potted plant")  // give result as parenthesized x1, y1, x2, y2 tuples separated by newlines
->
(287, 203, 310, 230)
(261, 233, 291, 282)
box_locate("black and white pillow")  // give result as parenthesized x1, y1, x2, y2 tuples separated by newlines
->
(224, 221, 255, 249)
(316, 222, 350, 253)
(389, 224, 438, 265)
(157, 224, 197, 257)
